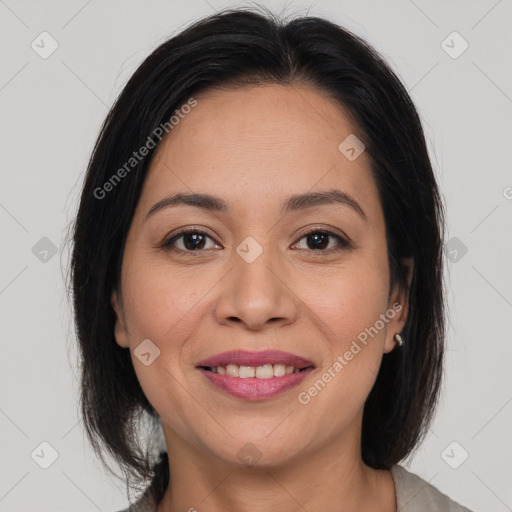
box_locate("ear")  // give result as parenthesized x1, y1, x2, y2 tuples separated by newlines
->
(383, 257, 414, 354)
(111, 289, 129, 348)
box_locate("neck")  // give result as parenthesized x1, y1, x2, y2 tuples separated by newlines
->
(156, 419, 396, 512)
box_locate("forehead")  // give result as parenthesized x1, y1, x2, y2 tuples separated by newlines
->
(139, 84, 381, 221)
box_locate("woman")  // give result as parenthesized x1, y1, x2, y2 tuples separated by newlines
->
(70, 6, 474, 512)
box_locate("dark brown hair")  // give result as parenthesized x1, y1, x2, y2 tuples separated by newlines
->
(69, 5, 446, 504)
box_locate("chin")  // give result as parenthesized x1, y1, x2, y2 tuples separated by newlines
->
(200, 434, 305, 469)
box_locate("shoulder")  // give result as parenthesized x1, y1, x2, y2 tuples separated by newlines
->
(115, 465, 475, 512)
(391, 464, 474, 512)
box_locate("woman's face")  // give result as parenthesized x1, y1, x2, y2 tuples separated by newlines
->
(111, 84, 410, 468)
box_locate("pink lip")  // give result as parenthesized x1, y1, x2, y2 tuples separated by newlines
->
(196, 350, 314, 369)
(196, 350, 315, 401)
(198, 367, 314, 401)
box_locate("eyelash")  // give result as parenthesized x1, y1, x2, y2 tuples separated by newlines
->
(161, 227, 351, 256)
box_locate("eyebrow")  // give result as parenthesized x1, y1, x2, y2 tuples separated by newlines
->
(145, 189, 367, 222)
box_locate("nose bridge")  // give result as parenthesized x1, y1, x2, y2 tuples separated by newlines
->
(236, 236, 278, 293)
(214, 234, 297, 329)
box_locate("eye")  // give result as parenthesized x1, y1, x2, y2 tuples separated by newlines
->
(291, 228, 350, 254)
(161, 227, 350, 255)
(162, 229, 220, 253)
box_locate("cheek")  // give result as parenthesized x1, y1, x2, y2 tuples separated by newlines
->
(120, 256, 215, 345)
(302, 259, 389, 348)
(297, 256, 390, 413)
(296, 286, 388, 435)
(117, 260, 203, 403)
(119, 262, 204, 430)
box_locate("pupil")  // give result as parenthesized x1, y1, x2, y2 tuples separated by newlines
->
(184, 233, 205, 250)
(308, 233, 328, 250)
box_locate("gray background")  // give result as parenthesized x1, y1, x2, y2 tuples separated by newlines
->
(1, 0, 511, 510)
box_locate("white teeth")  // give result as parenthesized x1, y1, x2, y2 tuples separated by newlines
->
(209, 363, 307, 378)
(226, 364, 239, 377)
(255, 364, 274, 379)
(239, 366, 255, 378)
(273, 364, 286, 377)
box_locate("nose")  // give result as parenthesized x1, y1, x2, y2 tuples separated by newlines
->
(214, 245, 299, 331)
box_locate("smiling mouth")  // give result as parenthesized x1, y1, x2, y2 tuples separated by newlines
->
(199, 363, 314, 378)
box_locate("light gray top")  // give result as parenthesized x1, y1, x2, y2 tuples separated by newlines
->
(116, 464, 474, 511)
(390, 465, 473, 511)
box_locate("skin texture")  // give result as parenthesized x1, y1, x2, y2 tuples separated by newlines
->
(111, 83, 413, 512)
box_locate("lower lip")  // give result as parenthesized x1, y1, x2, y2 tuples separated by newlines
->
(197, 367, 314, 401)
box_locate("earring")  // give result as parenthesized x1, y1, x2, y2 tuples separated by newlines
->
(394, 333, 404, 347)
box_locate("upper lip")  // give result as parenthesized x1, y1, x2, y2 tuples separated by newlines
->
(196, 350, 315, 369)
